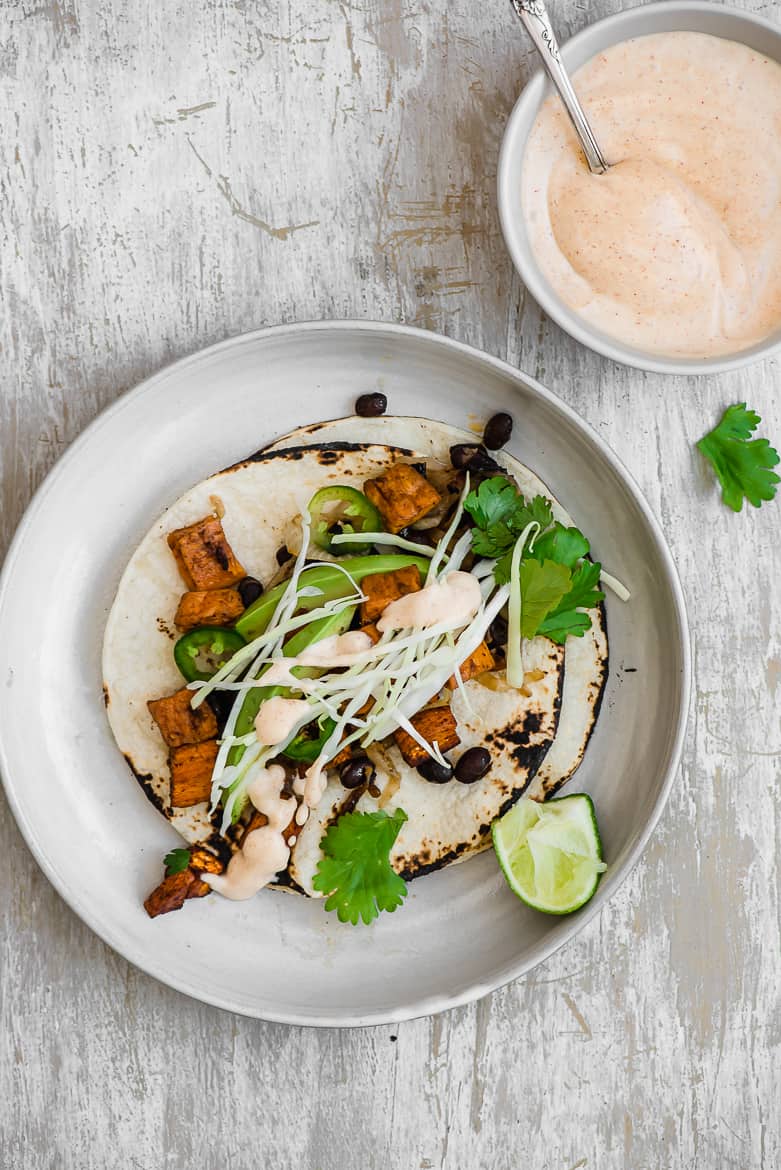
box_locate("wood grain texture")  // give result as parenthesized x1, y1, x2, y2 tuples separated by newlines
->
(1, 0, 779, 1166)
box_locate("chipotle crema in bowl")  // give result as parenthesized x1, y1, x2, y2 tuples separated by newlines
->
(498, 2, 781, 374)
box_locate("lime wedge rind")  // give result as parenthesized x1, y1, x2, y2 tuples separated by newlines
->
(492, 793, 606, 916)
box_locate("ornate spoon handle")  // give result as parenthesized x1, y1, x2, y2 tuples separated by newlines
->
(509, 0, 608, 174)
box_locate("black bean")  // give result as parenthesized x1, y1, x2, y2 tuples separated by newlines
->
(356, 392, 387, 418)
(449, 443, 502, 474)
(417, 758, 454, 784)
(449, 443, 476, 469)
(398, 526, 435, 548)
(276, 544, 292, 566)
(238, 576, 263, 607)
(488, 614, 508, 647)
(340, 755, 376, 789)
(483, 412, 513, 451)
(470, 450, 503, 474)
(207, 691, 234, 733)
(454, 747, 492, 784)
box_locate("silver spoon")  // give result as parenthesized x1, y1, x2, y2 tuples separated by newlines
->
(509, 0, 609, 175)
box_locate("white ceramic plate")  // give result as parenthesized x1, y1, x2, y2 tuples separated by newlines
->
(0, 323, 689, 1026)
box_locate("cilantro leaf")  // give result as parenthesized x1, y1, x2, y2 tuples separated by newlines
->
(312, 808, 408, 925)
(472, 519, 516, 560)
(466, 477, 555, 562)
(518, 559, 572, 640)
(558, 559, 604, 611)
(697, 403, 779, 512)
(164, 848, 191, 876)
(537, 610, 593, 642)
(493, 516, 587, 585)
(538, 560, 605, 644)
(463, 477, 519, 530)
(510, 493, 553, 534)
(493, 547, 515, 586)
(471, 521, 506, 558)
(531, 523, 590, 568)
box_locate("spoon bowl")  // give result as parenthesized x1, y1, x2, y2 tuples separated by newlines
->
(509, 0, 609, 174)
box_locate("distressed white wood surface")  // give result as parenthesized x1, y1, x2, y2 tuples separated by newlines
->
(1, 0, 779, 1166)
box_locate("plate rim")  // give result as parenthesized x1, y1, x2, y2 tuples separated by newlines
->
(0, 320, 691, 1026)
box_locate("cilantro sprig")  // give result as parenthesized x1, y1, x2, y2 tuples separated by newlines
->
(163, 848, 191, 876)
(697, 403, 779, 512)
(312, 808, 408, 925)
(464, 477, 604, 645)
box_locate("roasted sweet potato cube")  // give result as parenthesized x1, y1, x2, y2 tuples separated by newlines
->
(331, 742, 353, 767)
(147, 688, 218, 748)
(189, 847, 224, 875)
(393, 706, 460, 767)
(174, 588, 244, 632)
(144, 870, 198, 918)
(239, 809, 269, 845)
(360, 564, 421, 624)
(167, 515, 245, 590)
(282, 815, 300, 846)
(144, 864, 214, 916)
(446, 641, 495, 690)
(169, 740, 219, 807)
(186, 876, 212, 900)
(364, 463, 441, 534)
(240, 807, 299, 846)
(356, 695, 375, 717)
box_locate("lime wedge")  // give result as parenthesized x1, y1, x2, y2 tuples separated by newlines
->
(492, 794, 607, 915)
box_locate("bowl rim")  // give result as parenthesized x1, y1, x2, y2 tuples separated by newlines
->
(497, 0, 781, 375)
(0, 320, 692, 1025)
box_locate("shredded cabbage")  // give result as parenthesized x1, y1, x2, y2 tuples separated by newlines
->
(426, 472, 470, 583)
(600, 570, 631, 601)
(330, 531, 436, 557)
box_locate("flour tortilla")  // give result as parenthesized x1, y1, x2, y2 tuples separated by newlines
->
(103, 417, 607, 889)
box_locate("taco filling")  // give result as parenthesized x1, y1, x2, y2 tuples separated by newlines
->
(102, 411, 614, 924)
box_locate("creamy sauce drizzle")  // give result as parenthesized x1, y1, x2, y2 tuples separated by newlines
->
(522, 32, 781, 357)
(296, 630, 373, 667)
(302, 755, 329, 809)
(258, 631, 373, 691)
(377, 571, 482, 632)
(254, 696, 311, 746)
(204, 764, 295, 900)
(260, 660, 298, 688)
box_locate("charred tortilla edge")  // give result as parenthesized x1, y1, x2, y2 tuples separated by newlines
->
(219, 440, 416, 474)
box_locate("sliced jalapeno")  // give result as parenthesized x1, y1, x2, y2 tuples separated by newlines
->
(174, 626, 246, 683)
(308, 485, 383, 555)
(283, 714, 337, 762)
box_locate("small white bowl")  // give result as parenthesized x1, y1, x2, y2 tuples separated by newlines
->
(498, 0, 781, 375)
